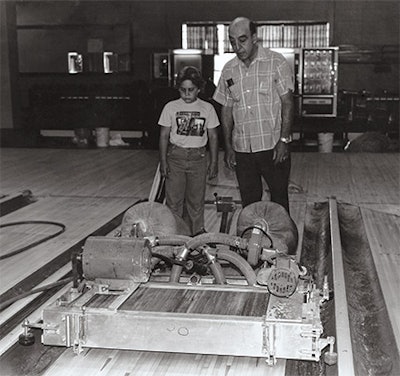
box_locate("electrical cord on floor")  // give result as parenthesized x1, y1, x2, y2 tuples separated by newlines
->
(0, 276, 73, 311)
(0, 220, 66, 260)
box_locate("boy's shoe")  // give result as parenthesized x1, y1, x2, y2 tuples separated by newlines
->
(194, 228, 207, 236)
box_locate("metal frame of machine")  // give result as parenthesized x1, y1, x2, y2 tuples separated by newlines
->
(21, 206, 336, 366)
(39, 274, 333, 365)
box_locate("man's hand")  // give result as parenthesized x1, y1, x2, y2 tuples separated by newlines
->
(224, 147, 236, 170)
(273, 141, 290, 164)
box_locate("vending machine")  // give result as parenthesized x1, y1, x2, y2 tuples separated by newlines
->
(272, 47, 339, 117)
(168, 49, 214, 87)
(300, 47, 339, 117)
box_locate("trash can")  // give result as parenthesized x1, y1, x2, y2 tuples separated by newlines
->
(317, 132, 334, 153)
(73, 128, 91, 148)
(95, 127, 110, 148)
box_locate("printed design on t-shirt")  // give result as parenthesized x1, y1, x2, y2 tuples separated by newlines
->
(175, 111, 206, 137)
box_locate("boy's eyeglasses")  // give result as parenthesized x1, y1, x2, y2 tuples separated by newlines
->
(178, 87, 197, 94)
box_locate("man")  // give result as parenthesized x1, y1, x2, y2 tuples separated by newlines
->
(213, 17, 294, 213)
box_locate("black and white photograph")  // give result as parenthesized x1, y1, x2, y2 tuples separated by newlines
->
(0, 1, 399, 375)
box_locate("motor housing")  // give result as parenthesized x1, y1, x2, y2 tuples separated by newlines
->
(257, 256, 302, 297)
(82, 236, 151, 282)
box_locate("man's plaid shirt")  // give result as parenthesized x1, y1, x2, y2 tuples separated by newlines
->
(213, 46, 294, 152)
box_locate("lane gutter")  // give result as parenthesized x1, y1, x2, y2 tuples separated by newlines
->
(329, 198, 356, 376)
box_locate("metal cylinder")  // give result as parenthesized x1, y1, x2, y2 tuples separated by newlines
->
(82, 236, 151, 282)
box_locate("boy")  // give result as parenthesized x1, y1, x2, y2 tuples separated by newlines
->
(158, 66, 220, 235)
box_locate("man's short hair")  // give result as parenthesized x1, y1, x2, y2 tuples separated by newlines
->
(249, 21, 257, 36)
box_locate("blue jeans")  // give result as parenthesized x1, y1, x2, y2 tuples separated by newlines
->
(235, 150, 291, 213)
(165, 144, 207, 235)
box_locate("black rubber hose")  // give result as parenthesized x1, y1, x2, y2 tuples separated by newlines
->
(170, 247, 257, 285)
(0, 221, 66, 260)
(156, 234, 192, 246)
(208, 260, 226, 284)
(170, 233, 249, 283)
(214, 249, 257, 285)
(170, 257, 227, 284)
(151, 252, 185, 266)
(170, 263, 184, 283)
(186, 232, 248, 250)
(0, 277, 73, 311)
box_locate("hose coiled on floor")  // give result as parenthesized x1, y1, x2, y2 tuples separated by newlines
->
(0, 220, 66, 260)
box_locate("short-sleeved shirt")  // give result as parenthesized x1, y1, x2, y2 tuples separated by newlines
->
(213, 46, 294, 152)
(158, 98, 220, 148)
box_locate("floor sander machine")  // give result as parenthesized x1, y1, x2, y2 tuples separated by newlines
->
(19, 198, 337, 366)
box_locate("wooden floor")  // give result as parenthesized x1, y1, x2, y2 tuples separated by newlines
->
(1, 148, 398, 209)
(0, 147, 399, 375)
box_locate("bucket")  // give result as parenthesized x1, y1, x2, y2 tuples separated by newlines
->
(73, 128, 91, 148)
(317, 132, 334, 153)
(95, 127, 110, 148)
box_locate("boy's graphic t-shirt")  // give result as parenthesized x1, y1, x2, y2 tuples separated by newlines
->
(176, 111, 205, 137)
(158, 98, 219, 148)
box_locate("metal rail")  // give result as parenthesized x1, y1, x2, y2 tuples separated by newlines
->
(148, 163, 165, 203)
(329, 198, 356, 375)
(0, 190, 33, 217)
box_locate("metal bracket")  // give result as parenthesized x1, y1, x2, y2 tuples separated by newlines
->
(299, 327, 323, 359)
(63, 310, 86, 355)
(262, 321, 276, 366)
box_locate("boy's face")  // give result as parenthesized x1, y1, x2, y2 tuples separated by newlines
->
(179, 79, 200, 103)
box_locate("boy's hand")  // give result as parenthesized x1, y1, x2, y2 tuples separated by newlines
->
(208, 161, 218, 179)
(160, 161, 169, 178)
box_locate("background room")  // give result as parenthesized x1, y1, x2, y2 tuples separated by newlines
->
(1, 0, 398, 150)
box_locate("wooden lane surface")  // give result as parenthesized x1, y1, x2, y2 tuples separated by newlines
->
(42, 348, 286, 376)
(2, 149, 398, 206)
(360, 206, 400, 354)
(0, 148, 159, 199)
(290, 153, 400, 207)
(206, 161, 241, 202)
(0, 196, 138, 296)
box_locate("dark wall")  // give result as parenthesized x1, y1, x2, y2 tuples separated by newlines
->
(333, 1, 399, 93)
(2, 0, 399, 129)
(0, 2, 13, 129)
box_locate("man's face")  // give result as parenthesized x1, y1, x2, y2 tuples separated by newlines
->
(229, 21, 257, 63)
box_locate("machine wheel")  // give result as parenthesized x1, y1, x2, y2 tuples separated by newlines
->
(18, 331, 35, 346)
(120, 202, 191, 237)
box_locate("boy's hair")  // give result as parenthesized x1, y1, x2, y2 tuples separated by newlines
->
(176, 66, 205, 90)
